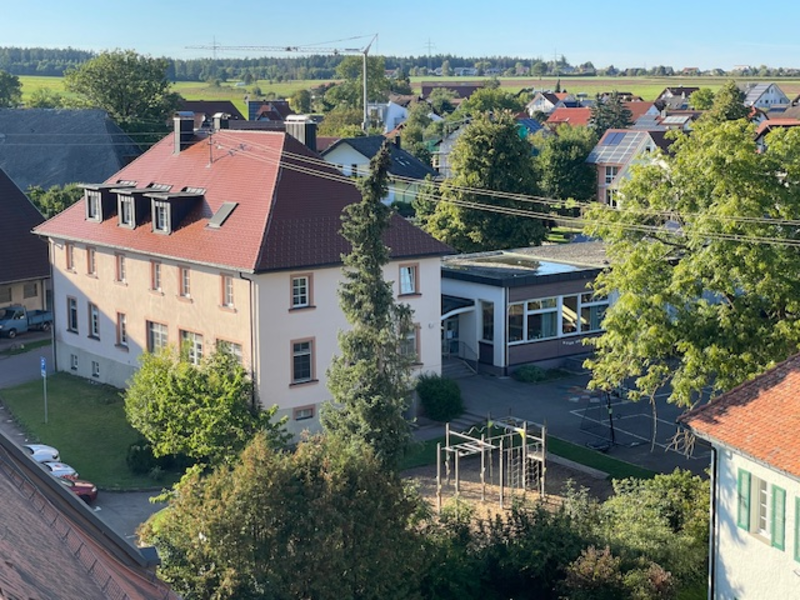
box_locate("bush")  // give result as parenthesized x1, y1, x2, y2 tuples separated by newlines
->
(417, 374, 463, 422)
(126, 439, 194, 475)
(512, 365, 547, 383)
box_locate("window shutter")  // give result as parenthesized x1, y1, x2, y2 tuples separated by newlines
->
(737, 469, 751, 531)
(771, 485, 786, 550)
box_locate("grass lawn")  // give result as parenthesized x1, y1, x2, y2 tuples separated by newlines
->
(0, 372, 170, 490)
(0, 339, 51, 357)
(401, 432, 656, 481)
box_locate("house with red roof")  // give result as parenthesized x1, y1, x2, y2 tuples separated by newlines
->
(545, 107, 592, 129)
(754, 118, 800, 152)
(679, 353, 800, 599)
(33, 115, 451, 437)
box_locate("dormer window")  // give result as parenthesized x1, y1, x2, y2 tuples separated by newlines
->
(86, 191, 101, 222)
(153, 201, 171, 234)
(119, 196, 134, 227)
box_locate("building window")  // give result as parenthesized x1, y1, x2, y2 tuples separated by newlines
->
(23, 282, 38, 298)
(180, 330, 204, 365)
(117, 313, 128, 347)
(86, 191, 101, 221)
(67, 297, 78, 333)
(153, 201, 170, 233)
(0, 287, 11, 303)
(221, 274, 234, 308)
(66, 243, 75, 271)
(399, 264, 419, 295)
(70, 354, 78, 371)
(291, 339, 314, 384)
(293, 406, 315, 421)
(604, 165, 619, 185)
(147, 321, 168, 352)
(737, 469, 786, 549)
(179, 267, 191, 298)
(119, 196, 134, 227)
(216, 340, 243, 364)
(91, 361, 100, 378)
(86, 247, 96, 276)
(151, 261, 162, 292)
(481, 301, 494, 342)
(291, 274, 312, 309)
(605, 189, 619, 208)
(88, 303, 100, 339)
(115, 254, 126, 283)
(400, 325, 421, 363)
(563, 293, 608, 335)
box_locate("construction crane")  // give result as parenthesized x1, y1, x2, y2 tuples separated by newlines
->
(186, 34, 379, 131)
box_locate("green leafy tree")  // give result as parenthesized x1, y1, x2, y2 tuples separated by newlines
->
(289, 88, 312, 113)
(705, 80, 749, 122)
(124, 344, 287, 465)
(422, 111, 546, 252)
(321, 142, 416, 469)
(584, 119, 800, 407)
(0, 70, 22, 107)
(26, 183, 82, 218)
(427, 88, 457, 116)
(401, 101, 434, 163)
(26, 87, 64, 108)
(141, 433, 423, 599)
(590, 91, 633, 136)
(64, 49, 181, 141)
(688, 87, 715, 110)
(533, 125, 598, 201)
(441, 60, 452, 77)
(324, 55, 390, 109)
(458, 87, 524, 117)
(318, 105, 365, 136)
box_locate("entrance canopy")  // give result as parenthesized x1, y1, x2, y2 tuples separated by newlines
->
(442, 295, 474, 320)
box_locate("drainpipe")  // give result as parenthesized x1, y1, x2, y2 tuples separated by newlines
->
(238, 272, 258, 409)
(708, 446, 717, 600)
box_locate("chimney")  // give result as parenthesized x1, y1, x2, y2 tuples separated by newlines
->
(213, 112, 230, 131)
(394, 135, 401, 149)
(174, 111, 195, 154)
(284, 115, 318, 153)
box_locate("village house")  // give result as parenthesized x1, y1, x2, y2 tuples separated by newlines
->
(33, 115, 450, 437)
(679, 353, 800, 599)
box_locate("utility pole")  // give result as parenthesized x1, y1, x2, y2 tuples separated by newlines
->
(425, 38, 435, 73)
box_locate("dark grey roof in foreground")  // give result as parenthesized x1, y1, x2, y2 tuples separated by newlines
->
(0, 109, 142, 191)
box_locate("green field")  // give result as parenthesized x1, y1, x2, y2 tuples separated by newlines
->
(19, 74, 800, 106)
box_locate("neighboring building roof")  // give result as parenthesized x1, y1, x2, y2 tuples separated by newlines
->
(586, 129, 673, 165)
(34, 129, 451, 273)
(315, 135, 340, 153)
(546, 107, 592, 127)
(679, 353, 800, 480)
(742, 83, 771, 106)
(442, 241, 608, 287)
(516, 118, 545, 136)
(657, 87, 701, 99)
(178, 100, 245, 122)
(0, 168, 49, 285)
(420, 82, 484, 99)
(322, 135, 438, 180)
(0, 109, 142, 191)
(755, 118, 800, 139)
(625, 101, 656, 121)
(0, 429, 178, 599)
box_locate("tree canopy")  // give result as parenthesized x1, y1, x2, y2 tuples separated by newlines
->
(704, 80, 749, 122)
(321, 142, 416, 469)
(124, 344, 286, 465)
(533, 125, 598, 201)
(583, 118, 800, 407)
(457, 87, 525, 117)
(26, 184, 83, 219)
(419, 111, 546, 252)
(589, 91, 633, 136)
(688, 88, 715, 110)
(324, 55, 390, 110)
(64, 49, 181, 141)
(0, 70, 22, 107)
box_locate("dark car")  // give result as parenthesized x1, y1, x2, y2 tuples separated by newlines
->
(58, 477, 98, 504)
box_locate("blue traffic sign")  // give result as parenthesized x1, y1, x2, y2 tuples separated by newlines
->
(40, 356, 46, 377)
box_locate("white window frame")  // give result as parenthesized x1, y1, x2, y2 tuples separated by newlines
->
(70, 354, 78, 371)
(91, 360, 100, 378)
(216, 339, 243, 364)
(147, 321, 168, 352)
(87, 247, 96, 276)
(179, 267, 191, 298)
(222, 274, 234, 308)
(604, 165, 619, 185)
(117, 312, 128, 347)
(88, 303, 100, 339)
(399, 264, 418, 295)
(86, 191, 101, 221)
(151, 261, 162, 292)
(153, 201, 170, 233)
(66, 243, 75, 271)
(291, 274, 312, 309)
(291, 339, 314, 384)
(116, 254, 126, 283)
(119, 196, 134, 227)
(181, 330, 204, 365)
(67, 297, 78, 333)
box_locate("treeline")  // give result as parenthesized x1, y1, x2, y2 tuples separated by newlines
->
(0, 47, 96, 77)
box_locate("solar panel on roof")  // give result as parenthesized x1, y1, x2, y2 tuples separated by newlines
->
(602, 132, 626, 146)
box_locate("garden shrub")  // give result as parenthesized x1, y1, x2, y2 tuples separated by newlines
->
(512, 365, 547, 383)
(416, 374, 463, 422)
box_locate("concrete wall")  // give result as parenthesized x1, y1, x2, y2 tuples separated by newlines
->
(713, 450, 800, 599)
(0, 278, 49, 314)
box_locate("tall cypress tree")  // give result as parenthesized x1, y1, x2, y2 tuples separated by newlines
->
(322, 142, 415, 470)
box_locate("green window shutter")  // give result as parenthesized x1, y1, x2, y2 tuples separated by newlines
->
(795, 498, 800, 562)
(737, 469, 751, 530)
(771, 485, 786, 550)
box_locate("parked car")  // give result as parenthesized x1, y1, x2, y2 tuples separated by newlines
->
(58, 477, 98, 504)
(23, 443, 60, 463)
(42, 461, 78, 480)
(0, 305, 54, 338)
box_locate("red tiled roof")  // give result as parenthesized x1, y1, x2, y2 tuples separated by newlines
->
(755, 118, 800, 139)
(679, 353, 800, 478)
(625, 101, 655, 121)
(546, 107, 592, 127)
(34, 130, 451, 273)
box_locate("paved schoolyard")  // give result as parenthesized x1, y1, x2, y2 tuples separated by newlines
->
(419, 371, 711, 476)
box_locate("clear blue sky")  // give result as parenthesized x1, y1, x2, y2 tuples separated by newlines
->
(2, 0, 798, 71)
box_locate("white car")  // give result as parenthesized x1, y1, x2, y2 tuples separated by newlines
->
(42, 461, 78, 479)
(23, 443, 60, 463)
